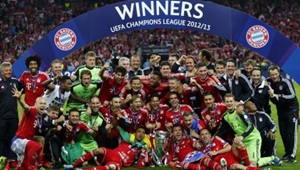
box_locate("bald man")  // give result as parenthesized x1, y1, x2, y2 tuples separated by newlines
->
(11, 88, 48, 170)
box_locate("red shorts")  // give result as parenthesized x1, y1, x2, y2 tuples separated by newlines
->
(96, 148, 122, 168)
(213, 150, 239, 168)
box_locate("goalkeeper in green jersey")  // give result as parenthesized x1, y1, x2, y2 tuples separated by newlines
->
(216, 94, 282, 167)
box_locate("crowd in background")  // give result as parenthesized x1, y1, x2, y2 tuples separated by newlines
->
(0, 0, 300, 70)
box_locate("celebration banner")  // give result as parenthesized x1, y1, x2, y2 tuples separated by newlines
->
(12, 0, 300, 83)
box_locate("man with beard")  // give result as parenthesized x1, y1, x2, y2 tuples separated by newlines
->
(145, 94, 169, 133)
(143, 71, 168, 101)
(182, 111, 206, 140)
(19, 55, 49, 106)
(168, 53, 180, 71)
(165, 125, 222, 170)
(99, 95, 128, 148)
(194, 63, 226, 110)
(11, 88, 47, 170)
(99, 65, 127, 106)
(66, 70, 101, 112)
(201, 91, 227, 135)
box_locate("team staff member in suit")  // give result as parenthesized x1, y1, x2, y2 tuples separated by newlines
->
(267, 65, 299, 163)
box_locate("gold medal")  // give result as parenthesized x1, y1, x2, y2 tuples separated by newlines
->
(39, 128, 42, 133)
(33, 89, 36, 93)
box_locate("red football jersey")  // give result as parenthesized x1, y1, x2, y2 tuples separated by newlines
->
(143, 83, 169, 102)
(194, 75, 224, 110)
(119, 87, 147, 108)
(19, 71, 49, 106)
(16, 107, 39, 140)
(61, 120, 92, 143)
(99, 74, 127, 104)
(165, 104, 194, 125)
(124, 108, 148, 133)
(199, 136, 228, 161)
(171, 137, 196, 162)
(146, 104, 169, 131)
(115, 141, 136, 167)
(200, 103, 227, 134)
(99, 106, 127, 138)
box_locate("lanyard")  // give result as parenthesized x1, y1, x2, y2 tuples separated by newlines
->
(204, 140, 213, 153)
(184, 130, 191, 139)
(89, 115, 99, 128)
(151, 106, 160, 122)
(172, 106, 181, 124)
(30, 75, 38, 92)
(210, 104, 217, 123)
(131, 109, 140, 126)
(37, 115, 43, 129)
(107, 106, 112, 123)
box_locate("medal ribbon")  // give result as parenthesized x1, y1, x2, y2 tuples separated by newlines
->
(30, 75, 38, 92)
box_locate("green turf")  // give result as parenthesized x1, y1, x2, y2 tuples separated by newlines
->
(17, 84, 300, 170)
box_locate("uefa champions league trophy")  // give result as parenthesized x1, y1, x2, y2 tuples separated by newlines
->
(153, 130, 168, 166)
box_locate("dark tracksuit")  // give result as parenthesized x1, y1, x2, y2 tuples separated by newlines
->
(268, 76, 299, 158)
(220, 74, 254, 102)
(249, 111, 276, 157)
(36, 114, 63, 163)
(0, 77, 23, 159)
(251, 79, 272, 115)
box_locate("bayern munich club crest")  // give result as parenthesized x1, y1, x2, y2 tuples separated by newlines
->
(246, 25, 269, 48)
(54, 28, 77, 51)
